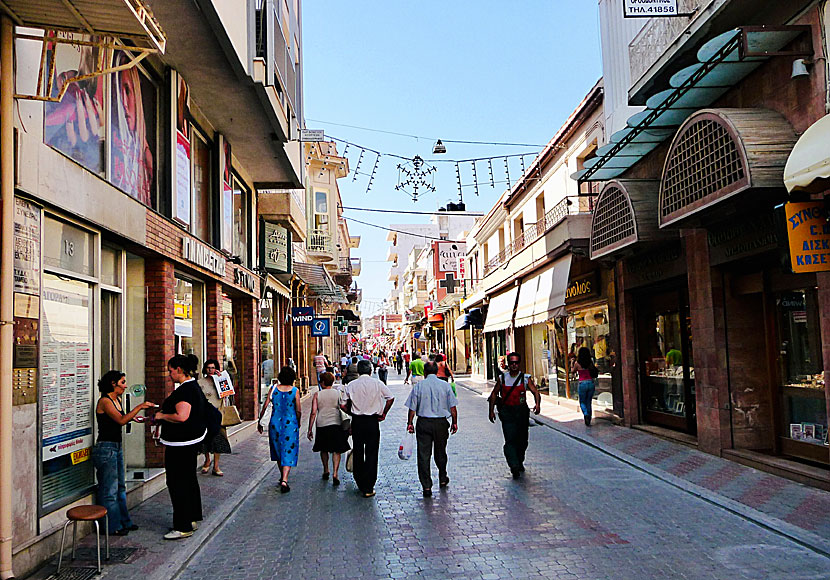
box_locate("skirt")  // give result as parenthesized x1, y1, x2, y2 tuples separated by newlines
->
(202, 427, 232, 454)
(312, 425, 351, 454)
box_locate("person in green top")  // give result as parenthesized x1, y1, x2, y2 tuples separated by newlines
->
(665, 347, 682, 367)
(405, 351, 425, 385)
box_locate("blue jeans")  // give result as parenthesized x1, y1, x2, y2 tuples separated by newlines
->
(92, 442, 133, 533)
(578, 380, 596, 419)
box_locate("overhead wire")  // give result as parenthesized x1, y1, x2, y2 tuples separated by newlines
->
(339, 205, 484, 216)
(341, 215, 466, 243)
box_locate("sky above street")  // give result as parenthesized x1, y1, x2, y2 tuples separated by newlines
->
(303, 1, 603, 317)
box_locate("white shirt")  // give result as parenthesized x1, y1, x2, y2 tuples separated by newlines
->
(344, 374, 394, 416)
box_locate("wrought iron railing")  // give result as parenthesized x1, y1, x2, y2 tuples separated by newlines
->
(483, 196, 593, 276)
(255, 3, 300, 121)
(307, 229, 332, 254)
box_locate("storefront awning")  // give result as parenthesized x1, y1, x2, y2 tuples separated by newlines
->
(514, 255, 572, 327)
(294, 263, 346, 302)
(266, 275, 290, 299)
(455, 314, 471, 330)
(482, 286, 518, 334)
(785, 114, 830, 193)
(573, 26, 810, 183)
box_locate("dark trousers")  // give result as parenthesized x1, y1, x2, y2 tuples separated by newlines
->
(498, 404, 530, 471)
(378, 368, 388, 384)
(351, 415, 381, 493)
(416, 417, 450, 490)
(165, 444, 203, 532)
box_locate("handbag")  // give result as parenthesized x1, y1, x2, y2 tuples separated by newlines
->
(220, 403, 242, 427)
(340, 410, 352, 432)
(345, 451, 353, 472)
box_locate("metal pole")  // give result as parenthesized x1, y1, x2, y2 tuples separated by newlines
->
(0, 15, 15, 580)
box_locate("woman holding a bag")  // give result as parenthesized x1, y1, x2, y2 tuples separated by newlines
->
(197, 359, 232, 476)
(574, 347, 599, 426)
(307, 372, 350, 486)
(258, 366, 301, 493)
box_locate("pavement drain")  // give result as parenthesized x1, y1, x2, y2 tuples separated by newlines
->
(43, 567, 99, 580)
(713, 544, 830, 579)
(579, 467, 649, 485)
(69, 546, 140, 564)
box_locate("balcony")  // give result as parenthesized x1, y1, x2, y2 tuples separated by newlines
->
(483, 196, 593, 277)
(258, 189, 306, 241)
(254, 2, 301, 131)
(333, 257, 353, 288)
(350, 257, 362, 276)
(306, 229, 334, 261)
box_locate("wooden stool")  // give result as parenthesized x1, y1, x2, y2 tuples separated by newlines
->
(56, 505, 110, 574)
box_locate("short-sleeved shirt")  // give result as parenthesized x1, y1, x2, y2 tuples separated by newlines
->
(314, 354, 327, 372)
(405, 375, 458, 419)
(160, 379, 207, 446)
(497, 372, 531, 407)
(409, 358, 425, 377)
(343, 375, 394, 416)
(341, 356, 350, 367)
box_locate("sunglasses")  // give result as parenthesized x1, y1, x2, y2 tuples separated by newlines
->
(507, 360, 520, 365)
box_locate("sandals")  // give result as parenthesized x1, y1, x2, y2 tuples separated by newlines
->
(212, 469, 224, 477)
(279, 480, 291, 493)
(199, 465, 210, 475)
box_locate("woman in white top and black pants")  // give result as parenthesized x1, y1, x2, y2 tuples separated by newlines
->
(154, 354, 206, 540)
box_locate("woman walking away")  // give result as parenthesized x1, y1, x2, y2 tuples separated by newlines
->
(258, 366, 301, 493)
(575, 347, 599, 426)
(155, 354, 207, 540)
(377, 353, 389, 385)
(343, 356, 360, 385)
(307, 372, 350, 486)
(197, 359, 232, 476)
(93, 371, 156, 536)
(436, 353, 453, 382)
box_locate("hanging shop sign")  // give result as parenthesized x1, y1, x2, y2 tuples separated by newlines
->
(311, 318, 331, 337)
(565, 272, 600, 303)
(14, 198, 41, 295)
(348, 325, 359, 334)
(261, 221, 292, 275)
(291, 306, 315, 326)
(218, 134, 234, 254)
(708, 212, 780, 266)
(182, 238, 226, 276)
(437, 242, 466, 273)
(784, 201, 830, 273)
(623, 0, 679, 18)
(175, 74, 191, 226)
(234, 267, 257, 293)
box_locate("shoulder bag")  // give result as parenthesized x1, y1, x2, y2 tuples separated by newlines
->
(220, 397, 242, 427)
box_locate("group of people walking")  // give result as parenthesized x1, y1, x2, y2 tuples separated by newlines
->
(90, 346, 600, 542)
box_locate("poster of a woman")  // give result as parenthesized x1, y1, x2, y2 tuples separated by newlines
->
(110, 51, 155, 206)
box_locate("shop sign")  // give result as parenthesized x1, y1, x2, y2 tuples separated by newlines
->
(624, 241, 685, 289)
(181, 238, 226, 276)
(708, 213, 780, 266)
(14, 198, 41, 295)
(623, 0, 678, 17)
(311, 318, 331, 337)
(424, 300, 437, 318)
(565, 272, 600, 303)
(784, 201, 830, 273)
(348, 325, 359, 334)
(437, 242, 466, 273)
(457, 256, 466, 280)
(234, 268, 257, 293)
(291, 306, 314, 326)
(261, 221, 292, 275)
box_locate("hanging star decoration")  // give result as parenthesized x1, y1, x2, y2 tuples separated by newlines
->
(395, 155, 437, 202)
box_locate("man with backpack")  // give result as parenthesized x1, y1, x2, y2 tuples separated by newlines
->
(487, 351, 541, 479)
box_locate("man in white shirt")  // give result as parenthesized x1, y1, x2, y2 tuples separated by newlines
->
(342, 360, 395, 497)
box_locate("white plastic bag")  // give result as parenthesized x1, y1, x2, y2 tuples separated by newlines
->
(398, 432, 415, 460)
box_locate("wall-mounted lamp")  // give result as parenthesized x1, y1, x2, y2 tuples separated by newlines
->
(792, 58, 813, 79)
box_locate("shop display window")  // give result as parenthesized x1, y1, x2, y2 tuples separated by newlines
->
(174, 277, 204, 364)
(564, 305, 613, 409)
(776, 289, 827, 447)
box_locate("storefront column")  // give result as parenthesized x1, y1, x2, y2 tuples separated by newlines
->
(205, 281, 223, 365)
(144, 259, 175, 467)
(616, 262, 640, 427)
(234, 297, 259, 420)
(685, 229, 730, 455)
(816, 271, 830, 462)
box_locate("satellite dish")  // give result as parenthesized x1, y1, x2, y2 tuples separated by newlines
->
(128, 384, 146, 397)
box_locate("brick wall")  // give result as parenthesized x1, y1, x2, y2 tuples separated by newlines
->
(205, 281, 223, 365)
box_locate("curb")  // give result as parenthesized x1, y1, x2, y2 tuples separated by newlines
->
(457, 379, 830, 559)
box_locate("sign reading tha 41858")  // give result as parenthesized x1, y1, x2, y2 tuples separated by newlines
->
(623, 0, 678, 17)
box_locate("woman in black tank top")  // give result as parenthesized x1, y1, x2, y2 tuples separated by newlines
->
(92, 370, 156, 536)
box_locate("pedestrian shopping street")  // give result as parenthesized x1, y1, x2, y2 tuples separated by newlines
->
(37, 375, 824, 580)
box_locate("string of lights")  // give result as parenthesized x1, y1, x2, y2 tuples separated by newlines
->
(341, 215, 465, 243)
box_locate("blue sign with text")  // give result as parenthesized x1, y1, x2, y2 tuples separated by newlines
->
(291, 307, 314, 326)
(310, 318, 330, 337)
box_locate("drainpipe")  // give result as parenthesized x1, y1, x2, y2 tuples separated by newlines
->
(0, 15, 15, 580)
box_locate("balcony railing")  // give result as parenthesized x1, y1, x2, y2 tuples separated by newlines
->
(307, 229, 333, 254)
(255, 2, 301, 122)
(483, 196, 593, 276)
(338, 257, 352, 274)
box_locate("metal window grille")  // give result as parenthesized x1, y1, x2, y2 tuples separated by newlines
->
(591, 186, 635, 254)
(661, 119, 746, 219)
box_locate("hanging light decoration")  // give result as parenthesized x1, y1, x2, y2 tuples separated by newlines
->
(394, 155, 437, 203)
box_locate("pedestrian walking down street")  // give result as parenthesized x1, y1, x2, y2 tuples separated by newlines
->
(155, 354, 207, 539)
(343, 356, 360, 385)
(93, 371, 156, 536)
(313, 349, 327, 390)
(377, 353, 389, 385)
(405, 350, 425, 385)
(341, 360, 395, 498)
(307, 372, 350, 486)
(395, 350, 404, 375)
(258, 366, 301, 493)
(197, 359, 232, 476)
(488, 352, 541, 479)
(405, 362, 458, 497)
(436, 353, 453, 382)
(575, 347, 599, 426)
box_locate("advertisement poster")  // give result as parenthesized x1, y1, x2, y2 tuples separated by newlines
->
(110, 50, 156, 206)
(785, 201, 830, 273)
(220, 136, 234, 253)
(437, 242, 466, 273)
(43, 32, 106, 175)
(13, 198, 41, 295)
(175, 75, 191, 225)
(41, 277, 93, 461)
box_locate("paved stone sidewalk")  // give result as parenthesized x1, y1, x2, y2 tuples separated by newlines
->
(459, 377, 830, 548)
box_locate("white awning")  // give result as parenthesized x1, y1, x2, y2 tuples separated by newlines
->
(482, 286, 518, 333)
(532, 255, 572, 325)
(514, 276, 539, 328)
(785, 114, 830, 193)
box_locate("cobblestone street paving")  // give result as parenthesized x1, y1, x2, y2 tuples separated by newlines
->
(175, 377, 830, 579)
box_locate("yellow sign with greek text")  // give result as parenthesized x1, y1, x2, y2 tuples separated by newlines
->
(71, 447, 91, 465)
(785, 201, 830, 273)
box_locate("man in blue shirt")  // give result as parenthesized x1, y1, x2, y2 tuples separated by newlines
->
(405, 362, 458, 497)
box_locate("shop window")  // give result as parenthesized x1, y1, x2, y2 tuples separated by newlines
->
(563, 305, 613, 408)
(233, 176, 251, 266)
(192, 130, 213, 244)
(174, 277, 204, 364)
(776, 289, 827, 448)
(110, 50, 158, 208)
(43, 217, 94, 277)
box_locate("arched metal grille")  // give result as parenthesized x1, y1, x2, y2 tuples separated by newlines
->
(591, 186, 636, 256)
(661, 119, 746, 220)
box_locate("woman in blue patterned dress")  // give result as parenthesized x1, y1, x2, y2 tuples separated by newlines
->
(258, 366, 301, 493)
